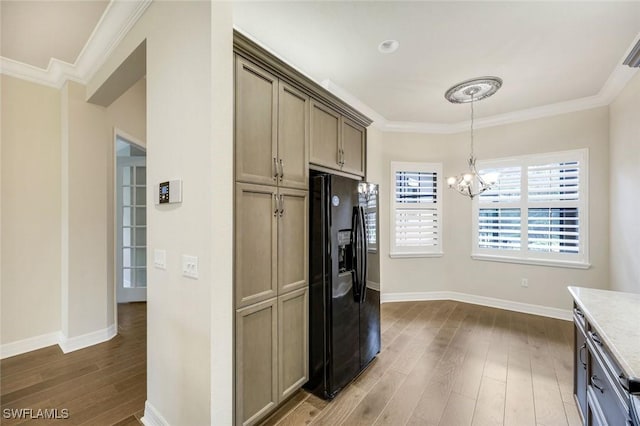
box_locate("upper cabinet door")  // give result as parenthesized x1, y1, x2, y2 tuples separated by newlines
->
(235, 57, 279, 186)
(341, 117, 365, 177)
(235, 183, 278, 308)
(278, 82, 309, 190)
(310, 100, 340, 170)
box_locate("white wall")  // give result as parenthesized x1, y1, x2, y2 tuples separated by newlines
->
(373, 107, 610, 311)
(609, 72, 640, 294)
(88, 2, 234, 424)
(1, 75, 61, 344)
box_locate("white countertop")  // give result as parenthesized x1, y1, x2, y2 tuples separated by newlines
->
(568, 286, 640, 387)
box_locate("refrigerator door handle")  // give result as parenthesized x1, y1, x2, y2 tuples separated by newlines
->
(359, 206, 368, 303)
(351, 207, 361, 301)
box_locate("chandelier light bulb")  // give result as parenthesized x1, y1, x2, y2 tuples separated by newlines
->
(447, 176, 457, 186)
(463, 173, 473, 182)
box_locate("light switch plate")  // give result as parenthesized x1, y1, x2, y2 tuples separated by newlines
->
(182, 255, 198, 279)
(154, 249, 167, 270)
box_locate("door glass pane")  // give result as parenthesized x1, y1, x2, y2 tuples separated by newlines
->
(123, 227, 132, 247)
(123, 167, 133, 185)
(135, 248, 146, 266)
(136, 166, 146, 185)
(123, 248, 133, 267)
(135, 269, 147, 288)
(123, 207, 133, 226)
(135, 187, 146, 205)
(123, 268, 133, 288)
(135, 227, 146, 246)
(135, 207, 146, 226)
(122, 187, 133, 205)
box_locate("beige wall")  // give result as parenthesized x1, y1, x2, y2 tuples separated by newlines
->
(62, 81, 111, 337)
(1, 75, 62, 344)
(107, 77, 147, 145)
(105, 77, 147, 325)
(1, 70, 145, 347)
(88, 1, 233, 424)
(373, 107, 610, 311)
(609, 72, 640, 294)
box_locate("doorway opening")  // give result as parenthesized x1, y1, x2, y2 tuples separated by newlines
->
(116, 133, 147, 303)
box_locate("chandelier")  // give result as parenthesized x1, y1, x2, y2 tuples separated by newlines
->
(445, 77, 502, 199)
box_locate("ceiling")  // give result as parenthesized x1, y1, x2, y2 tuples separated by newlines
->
(1, 1, 109, 69)
(233, 1, 640, 125)
(1, 1, 638, 128)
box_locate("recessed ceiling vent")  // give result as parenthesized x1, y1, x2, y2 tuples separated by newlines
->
(623, 39, 640, 67)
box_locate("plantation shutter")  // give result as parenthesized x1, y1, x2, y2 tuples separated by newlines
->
(390, 163, 443, 257)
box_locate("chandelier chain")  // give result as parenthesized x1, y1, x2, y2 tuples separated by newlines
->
(470, 95, 475, 159)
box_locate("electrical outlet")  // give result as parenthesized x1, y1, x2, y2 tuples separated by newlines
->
(182, 255, 198, 279)
(521, 278, 529, 288)
(154, 249, 167, 270)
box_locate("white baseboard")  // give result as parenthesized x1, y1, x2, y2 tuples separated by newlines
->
(59, 324, 117, 353)
(0, 331, 62, 359)
(381, 291, 572, 321)
(141, 401, 170, 426)
(2, 323, 121, 359)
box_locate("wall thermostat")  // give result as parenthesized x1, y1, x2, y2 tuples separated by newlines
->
(155, 179, 182, 205)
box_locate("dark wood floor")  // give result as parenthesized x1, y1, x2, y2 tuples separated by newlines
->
(261, 300, 581, 426)
(1, 303, 146, 425)
(2, 300, 579, 425)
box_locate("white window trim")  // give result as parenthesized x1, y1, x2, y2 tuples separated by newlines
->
(472, 149, 590, 268)
(389, 161, 443, 258)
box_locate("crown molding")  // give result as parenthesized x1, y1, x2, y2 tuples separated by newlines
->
(324, 30, 640, 134)
(0, 0, 151, 88)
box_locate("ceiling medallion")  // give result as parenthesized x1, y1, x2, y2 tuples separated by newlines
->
(444, 76, 502, 104)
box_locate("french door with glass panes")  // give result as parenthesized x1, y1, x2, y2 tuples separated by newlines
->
(117, 156, 147, 302)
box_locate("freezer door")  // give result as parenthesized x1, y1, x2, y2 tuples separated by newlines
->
(326, 174, 361, 396)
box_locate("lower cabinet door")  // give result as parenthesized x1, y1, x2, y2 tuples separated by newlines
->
(236, 298, 278, 426)
(278, 288, 309, 400)
(574, 322, 588, 422)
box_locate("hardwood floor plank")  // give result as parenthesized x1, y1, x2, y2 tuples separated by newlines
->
(340, 369, 406, 426)
(471, 376, 506, 426)
(504, 343, 536, 426)
(373, 321, 458, 426)
(275, 393, 328, 426)
(310, 381, 367, 426)
(438, 391, 476, 426)
(528, 316, 569, 426)
(260, 390, 309, 426)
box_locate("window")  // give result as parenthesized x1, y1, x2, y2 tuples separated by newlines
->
(390, 162, 443, 257)
(472, 149, 589, 268)
(363, 189, 378, 252)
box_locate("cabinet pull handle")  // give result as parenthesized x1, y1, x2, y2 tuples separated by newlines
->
(590, 375, 604, 393)
(279, 159, 284, 181)
(279, 195, 284, 217)
(273, 194, 278, 217)
(273, 157, 279, 180)
(579, 343, 587, 369)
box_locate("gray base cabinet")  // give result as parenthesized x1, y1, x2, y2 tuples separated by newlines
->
(572, 303, 632, 425)
(236, 299, 278, 426)
(278, 288, 309, 401)
(235, 290, 309, 426)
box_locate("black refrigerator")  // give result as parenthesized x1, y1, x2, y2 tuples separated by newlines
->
(306, 171, 380, 399)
